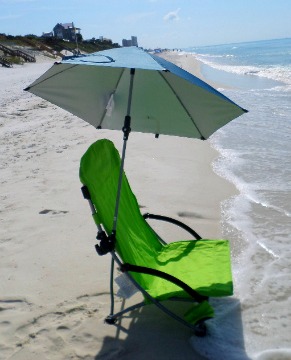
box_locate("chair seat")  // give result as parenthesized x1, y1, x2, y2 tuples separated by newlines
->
(138, 239, 233, 301)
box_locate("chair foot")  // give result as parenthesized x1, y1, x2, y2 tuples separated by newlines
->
(193, 321, 207, 337)
(105, 315, 118, 325)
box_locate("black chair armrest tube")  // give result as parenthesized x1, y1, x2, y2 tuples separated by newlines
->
(143, 213, 202, 240)
(120, 263, 208, 303)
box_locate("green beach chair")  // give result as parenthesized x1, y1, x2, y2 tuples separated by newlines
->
(79, 139, 233, 335)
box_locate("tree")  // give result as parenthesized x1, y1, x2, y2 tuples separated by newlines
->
(76, 33, 83, 43)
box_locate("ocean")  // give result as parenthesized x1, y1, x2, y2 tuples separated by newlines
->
(186, 39, 291, 359)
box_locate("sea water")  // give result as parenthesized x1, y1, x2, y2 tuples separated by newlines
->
(186, 39, 291, 359)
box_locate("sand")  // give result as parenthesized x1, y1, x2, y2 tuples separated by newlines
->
(0, 52, 237, 359)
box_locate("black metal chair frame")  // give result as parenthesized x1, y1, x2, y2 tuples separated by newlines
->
(82, 185, 210, 336)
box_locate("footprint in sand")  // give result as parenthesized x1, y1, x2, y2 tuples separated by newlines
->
(39, 209, 69, 215)
(0, 294, 105, 359)
(177, 211, 204, 219)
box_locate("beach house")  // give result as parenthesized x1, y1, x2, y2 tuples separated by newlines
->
(53, 22, 81, 42)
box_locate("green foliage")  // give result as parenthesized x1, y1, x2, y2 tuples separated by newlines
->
(76, 33, 83, 43)
(25, 34, 39, 39)
(10, 56, 24, 65)
(0, 33, 120, 56)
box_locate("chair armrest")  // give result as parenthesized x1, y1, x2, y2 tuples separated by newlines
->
(143, 213, 202, 240)
(121, 263, 207, 303)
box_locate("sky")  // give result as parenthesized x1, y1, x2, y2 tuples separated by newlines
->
(1, 0, 291, 49)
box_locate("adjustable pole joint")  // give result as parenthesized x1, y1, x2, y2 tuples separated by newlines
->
(95, 230, 116, 256)
(122, 115, 131, 140)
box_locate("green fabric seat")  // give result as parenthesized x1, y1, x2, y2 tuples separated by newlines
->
(79, 139, 233, 305)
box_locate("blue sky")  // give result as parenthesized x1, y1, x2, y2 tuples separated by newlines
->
(1, 0, 291, 48)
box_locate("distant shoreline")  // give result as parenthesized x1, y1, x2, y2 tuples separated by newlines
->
(157, 50, 231, 89)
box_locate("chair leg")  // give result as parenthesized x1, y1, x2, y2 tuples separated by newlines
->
(109, 257, 115, 317)
(149, 297, 208, 335)
(104, 253, 208, 335)
(105, 301, 146, 324)
(105, 296, 207, 336)
(105, 256, 147, 324)
(193, 320, 207, 337)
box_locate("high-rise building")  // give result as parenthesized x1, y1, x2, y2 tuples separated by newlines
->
(122, 36, 138, 47)
(131, 36, 138, 47)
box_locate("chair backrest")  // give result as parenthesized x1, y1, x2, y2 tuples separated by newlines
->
(79, 139, 163, 269)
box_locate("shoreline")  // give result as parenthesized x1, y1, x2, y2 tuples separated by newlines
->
(158, 50, 231, 89)
(157, 49, 239, 238)
(0, 55, 238, 359)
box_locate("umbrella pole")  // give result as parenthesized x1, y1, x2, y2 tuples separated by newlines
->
(111, 68, 135, 240)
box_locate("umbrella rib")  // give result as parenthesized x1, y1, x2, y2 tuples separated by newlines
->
(158, 71, 206, 140)
(24, 64, 79, 90)
(97, 68, 125, 129)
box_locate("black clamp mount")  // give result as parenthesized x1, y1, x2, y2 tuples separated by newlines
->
(122, 115, 131, 140)
(81, 186, 116, 256)
(95, 230, 116, 256)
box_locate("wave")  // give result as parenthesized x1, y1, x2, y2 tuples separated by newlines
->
(191, 52, 291, 86)
(254, 348, 291, 360)
(210, 136, 291, 219)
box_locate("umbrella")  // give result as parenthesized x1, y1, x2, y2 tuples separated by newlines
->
(25, 46, 247, 235)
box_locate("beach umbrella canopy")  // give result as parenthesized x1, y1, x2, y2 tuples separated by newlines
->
(25, 46, 247, 234)
(25, 46, 247, 140)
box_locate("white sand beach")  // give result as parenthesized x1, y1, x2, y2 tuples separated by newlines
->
(0, 52, 238, 359)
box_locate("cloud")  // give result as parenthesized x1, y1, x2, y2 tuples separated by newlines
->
(163, 8, 181, 21)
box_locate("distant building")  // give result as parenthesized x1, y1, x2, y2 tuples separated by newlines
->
(122, 36, 138, 47)
(53, 22, 81, 41)
(131, 36, 138, 47)
(122, 39, 131, 47)
(42, 31, 53, 38)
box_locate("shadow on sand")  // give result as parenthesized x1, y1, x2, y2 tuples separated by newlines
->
(95, 297, 250, 360)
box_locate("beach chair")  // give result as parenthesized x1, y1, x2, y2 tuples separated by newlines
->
(79, 139, 233, 336)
